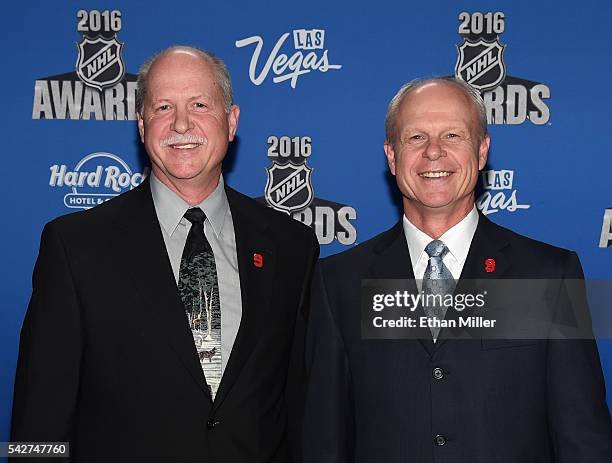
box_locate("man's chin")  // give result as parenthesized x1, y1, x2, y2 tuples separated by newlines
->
(412, 194, 455, 210)
(405, 195, 474, 213)
(152, 166, 208, 183)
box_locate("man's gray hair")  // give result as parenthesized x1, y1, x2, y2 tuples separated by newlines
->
(384, 77, 488, 146)
(135, 45, 234, 116)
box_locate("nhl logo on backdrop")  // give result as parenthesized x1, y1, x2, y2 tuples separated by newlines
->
(259, 135, 357, 245)
(451, 11, 550, 125)
(455, 38, 506, 91)
(265, 162, 313, 214)
(32, 10, 136, 120)
(76, 36, 125, 91)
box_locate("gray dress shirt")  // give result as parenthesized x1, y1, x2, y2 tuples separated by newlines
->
(150, 173, 242, 375)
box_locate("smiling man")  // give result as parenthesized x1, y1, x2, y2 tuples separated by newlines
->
(303, 78, 612, 462)
(383, 80, 489, 239)
(11, 46, 318, 463)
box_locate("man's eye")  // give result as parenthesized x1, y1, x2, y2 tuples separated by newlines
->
(400, 135, 425, 145)
(157, 104, 170, 111)
(446, 133, 460, 139)
(194, 102, 207, 109)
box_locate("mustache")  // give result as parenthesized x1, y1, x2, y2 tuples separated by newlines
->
(160, 134, 207, 147)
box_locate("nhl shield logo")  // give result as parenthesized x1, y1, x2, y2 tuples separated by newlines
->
(76, 36, 125, 90)
(265, 162, 313, 214)
(455, 39, 506, 91)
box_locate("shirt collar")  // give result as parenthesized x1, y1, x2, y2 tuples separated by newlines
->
(402, 205, 479, 268)
(150, 172, 229, 239)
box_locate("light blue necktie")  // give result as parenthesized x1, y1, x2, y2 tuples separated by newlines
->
(422, 240, 456, 340)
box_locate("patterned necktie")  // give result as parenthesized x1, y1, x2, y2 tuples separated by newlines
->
(178, 208, 222, 399)
(422, 240, 456, 341)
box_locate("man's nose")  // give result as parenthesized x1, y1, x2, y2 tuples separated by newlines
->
(422, 139, 446, 160)
(171, 106, 193, 133)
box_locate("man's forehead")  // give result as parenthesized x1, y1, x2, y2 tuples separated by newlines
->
(400, 120, 470, 130)
(399, 84, 476, 123)
(147, 57, 215, 91)
(398, 104, 473, 124)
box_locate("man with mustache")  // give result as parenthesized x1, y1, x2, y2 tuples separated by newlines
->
(303, 78, 612, 462)
(11, 46, 319, 462)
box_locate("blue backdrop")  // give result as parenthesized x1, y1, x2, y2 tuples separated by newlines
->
(2, 0, 611, 443)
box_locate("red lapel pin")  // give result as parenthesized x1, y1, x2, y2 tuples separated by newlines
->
(253, 253, 264, 268)
(484, 258, 496, 273)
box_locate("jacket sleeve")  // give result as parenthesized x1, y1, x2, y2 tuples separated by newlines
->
(547, 251, 612, 462)
(303, 261, 354, 463)
(11, 222, 82, 458)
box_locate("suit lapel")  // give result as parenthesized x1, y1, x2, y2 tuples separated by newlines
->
(458, 214, 511, 280)
(436, 213, 510, 346)
(367, 222, 434, 354)
(109, 179, 212, 400)
(212, 187, 276, 411)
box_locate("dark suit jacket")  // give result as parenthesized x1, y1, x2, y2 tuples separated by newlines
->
(11, 178, 319, 463)
(303, 214, 612, 463)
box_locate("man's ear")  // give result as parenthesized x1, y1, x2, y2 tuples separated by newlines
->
(478, 134, 490, 170)
(137, 112, 145, 143)
(384, 140, 397, 176)
(227, 105, 240, 142)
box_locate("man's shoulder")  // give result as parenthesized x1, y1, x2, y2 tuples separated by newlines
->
(45, 182, 148, 237)
(319, 222, 401, 270)
(484, 217, 574, 260)
(480, 216, 581, 276)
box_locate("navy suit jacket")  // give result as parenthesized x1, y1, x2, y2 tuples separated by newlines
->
(303, 214, 612, 463)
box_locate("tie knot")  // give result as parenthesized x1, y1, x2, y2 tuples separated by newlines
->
(425, 240, 449, 258)
(184, 207, 206, 225)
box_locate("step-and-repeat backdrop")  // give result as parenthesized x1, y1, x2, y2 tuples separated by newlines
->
(2, 0, 611, 440)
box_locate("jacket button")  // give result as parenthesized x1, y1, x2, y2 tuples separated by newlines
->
(432, 367, 444, 380)
(207, 418, 219, 429)
(434, 434, 447, 446)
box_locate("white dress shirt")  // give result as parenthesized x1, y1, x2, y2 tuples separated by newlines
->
(402, 206, 479, 341)
(402, 205, 479, 285)
(150, 173, 242, 375)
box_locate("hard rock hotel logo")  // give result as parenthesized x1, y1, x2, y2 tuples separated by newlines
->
(49, 152, 149, 210)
